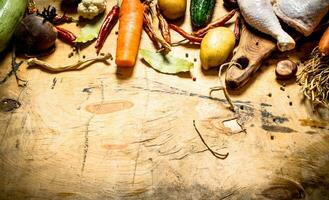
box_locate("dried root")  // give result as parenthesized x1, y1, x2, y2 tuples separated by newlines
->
(27, 53, 112, 72)
(298, 47, 329, 108)
(209, 61, 243, 112)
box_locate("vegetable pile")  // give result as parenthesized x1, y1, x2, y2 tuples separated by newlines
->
(0, 0, 329, 111)
(0, 0, 238, 74)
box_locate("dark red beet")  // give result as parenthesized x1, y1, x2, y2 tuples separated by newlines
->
(14, 15, 57, 54)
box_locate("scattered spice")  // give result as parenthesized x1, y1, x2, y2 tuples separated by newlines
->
(68, 52, 74, 58)
(289, 102, 293, 106)
(268, 93, 272, 97)
(185, 53, 189, 58)
(280, 87, 285, 91)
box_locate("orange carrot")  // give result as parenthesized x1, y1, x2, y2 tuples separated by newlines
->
(319, 26, 329, 56)
(115, 0, 144, 67)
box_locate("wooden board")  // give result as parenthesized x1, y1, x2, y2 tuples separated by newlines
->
(0, 0, 329, 199)
(225, 22, 277, 89)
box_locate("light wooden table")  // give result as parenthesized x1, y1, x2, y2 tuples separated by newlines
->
(0, 0, 329, 199)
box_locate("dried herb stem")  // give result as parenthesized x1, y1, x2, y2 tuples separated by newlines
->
(27, 53, 112, 72)
(193, 120, 229, 160)
(0, 46, 26, 86)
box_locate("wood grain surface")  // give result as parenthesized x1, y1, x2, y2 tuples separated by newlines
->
(225, 22, 276, 89)
(0, 0, 329, 199)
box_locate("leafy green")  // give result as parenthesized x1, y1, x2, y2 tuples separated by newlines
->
(140, 49, 194, 74)
(75, 14, 105, 43)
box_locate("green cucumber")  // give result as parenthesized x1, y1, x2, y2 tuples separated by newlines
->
(190, 0, 216, 28)
(0, 0, 28, 53)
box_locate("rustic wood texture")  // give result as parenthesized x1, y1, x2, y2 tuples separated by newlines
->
(0, 0, 329, 199)
(225, 22, 276, 90)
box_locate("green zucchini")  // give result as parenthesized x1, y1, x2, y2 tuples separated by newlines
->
(0, 0, 28, 53)
(190, 0, 216, 28)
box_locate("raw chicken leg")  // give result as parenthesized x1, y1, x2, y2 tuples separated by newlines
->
(273, 0, 329, 36)
(237, 0, 295, 52)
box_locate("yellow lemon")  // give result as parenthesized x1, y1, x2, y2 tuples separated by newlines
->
(200, 27, 236, 70)
(158, 0, 187, 20)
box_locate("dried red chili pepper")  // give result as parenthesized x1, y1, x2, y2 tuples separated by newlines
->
(169, 24, 203, 43)
(95, 5, 120, 54)
(56, 26, 77, 45)
(143, 2, 171, 51)
(234, 15, 241, 43)
(193, 9, 237, 37)
(156, 5, 171, 44)
(53, 14, 75, 25)
(143, 17, 159, 47)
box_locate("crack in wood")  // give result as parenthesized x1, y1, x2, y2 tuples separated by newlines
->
(81, 81, 104, 174)
(131, 137, 158, 144)
(129, 83, 251, 105)
(159, 147, 182, 156)
(81, 115, 94, 174)
(132, 69, 150, 185)
(143, 134, 173, 148)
